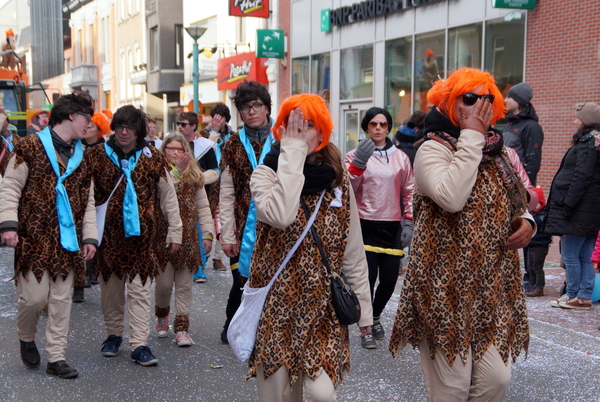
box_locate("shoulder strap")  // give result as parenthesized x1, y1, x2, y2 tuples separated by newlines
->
(300, 196, 332, 276)
(261, 190, 325, 288)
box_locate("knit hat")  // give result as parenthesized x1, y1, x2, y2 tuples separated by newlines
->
(400, 121, 416, 137)
(575, 102, 600, 126)
(507, 82, 533, 107)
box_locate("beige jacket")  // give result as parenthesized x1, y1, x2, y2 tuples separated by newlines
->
(169, 172, 214, 240)
(157, 172, 183, 244)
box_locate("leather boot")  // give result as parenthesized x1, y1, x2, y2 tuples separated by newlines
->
(73, 287, 85, 303)
(46, 360, 78, 378)
(20, 339, 40, 369)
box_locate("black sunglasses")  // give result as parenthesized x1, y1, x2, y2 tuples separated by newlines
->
(462, 93, 495, 106)
(176, 122, 189, 127)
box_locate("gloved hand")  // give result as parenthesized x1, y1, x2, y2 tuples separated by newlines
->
(352, 138, 375, 170)
(401, 219, 414, 249)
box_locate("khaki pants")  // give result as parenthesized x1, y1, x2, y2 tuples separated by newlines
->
(16, 270, 74, 362)
(256, 365, 337, 402)
(155, 262, 193, 316)
(419, 339, 511, 402)
(99, 273, 151, 351)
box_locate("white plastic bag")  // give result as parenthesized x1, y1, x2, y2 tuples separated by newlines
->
(227, 282, 272, 362)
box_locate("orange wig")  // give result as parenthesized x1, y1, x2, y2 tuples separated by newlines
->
(427, 68, 505, 127)
(91, 112, 111, 137)
(273, 94, 333, 152)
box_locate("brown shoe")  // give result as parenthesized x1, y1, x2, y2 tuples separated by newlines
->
(212, 259, 227, 271)
(559, 297, 592, 310)
(526, 287, 544, 297)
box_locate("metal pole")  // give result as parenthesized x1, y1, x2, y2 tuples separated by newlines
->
(193, 39, 199, 115)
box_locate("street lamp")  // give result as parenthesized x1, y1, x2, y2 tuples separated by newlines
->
(184, 26, 207, 115)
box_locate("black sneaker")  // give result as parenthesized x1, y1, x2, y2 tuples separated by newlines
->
(72, 287, 85, 303)
(101, 335, 122, 357)
(221, 320, 230, 344)
(46, 360, 79, 379)
(372, 320, 385, 340)
(20, 339, 40, 369)
(130, 346, 158, 366)
(361, 334, 377, 349)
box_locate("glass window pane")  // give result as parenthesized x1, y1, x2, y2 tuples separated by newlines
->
(385, 36, 413, 128)
(291, 56, 310, 95)
(485, 15, 526, 97)
(310, 52, 331, 101)
(448, 23, 482, 72)
(344, 110, 359, 156)
(414, 30, 444, 112)
(340, 44, 373, 100)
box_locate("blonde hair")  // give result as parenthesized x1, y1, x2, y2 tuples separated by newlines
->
(160, 133, 204, 189)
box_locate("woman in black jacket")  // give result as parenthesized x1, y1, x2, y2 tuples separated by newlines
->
(545, 102, 600, 310)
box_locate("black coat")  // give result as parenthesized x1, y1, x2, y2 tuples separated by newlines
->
(544, 130, 600, 238)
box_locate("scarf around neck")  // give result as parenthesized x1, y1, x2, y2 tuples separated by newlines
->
(423, 108, 527, 219)
(263, 142, 336, 194)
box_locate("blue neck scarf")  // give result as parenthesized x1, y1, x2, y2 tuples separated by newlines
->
(214, 133, 231, 163)
(104, 142, 142, 237)
(38, 127, 83, 252)
(2, 134, 14, 152)
(237, 125, 273, 278)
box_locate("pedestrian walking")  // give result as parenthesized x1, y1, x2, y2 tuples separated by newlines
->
(546, 102, 600, 311)
(394, 110, 426, 166)
(247, 93, 372, 402)
(217, 80, 274, 343)
(0, 92, 98, 378)
(154, 133, 214, 346)
(389, 68, 534, 401)
(345, 107, 414, 350)
(86, 105, 182, 366)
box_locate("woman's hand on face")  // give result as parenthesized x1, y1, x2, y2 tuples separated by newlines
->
(278, 108, 309, 142)
(173, 151, 190, 172)
(458, 98, 493, 134)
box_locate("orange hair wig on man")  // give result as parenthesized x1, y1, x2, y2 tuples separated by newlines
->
(273, 94, 333, 152)
(427, 68, 505, 127)
(91, 112, 111, 137)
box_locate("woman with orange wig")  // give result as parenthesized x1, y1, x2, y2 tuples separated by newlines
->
(389, 68, 534, 401)
(246, 94, 372, 401)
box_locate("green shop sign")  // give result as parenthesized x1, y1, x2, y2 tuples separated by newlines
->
(256, 29, 284, 59)
(492, 0, 536, 9)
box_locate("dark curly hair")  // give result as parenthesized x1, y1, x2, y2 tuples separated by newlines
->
(111, 105, 147, 141)
(210, 102, 231, 123)
(231, 80, 271, 116)
(49, 92, 94, 127)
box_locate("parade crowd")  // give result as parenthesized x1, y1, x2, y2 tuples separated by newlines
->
(0, 69, 599, 402)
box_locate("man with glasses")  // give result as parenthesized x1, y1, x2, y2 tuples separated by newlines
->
(177, 111, 219, 283)
(85, 105, 182, 367)
(0, 92, 97, 378)
(217, 80, 273, 344)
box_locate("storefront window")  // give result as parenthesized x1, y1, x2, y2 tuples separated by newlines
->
(291, 56, 310, 95)
(385, 36, 413, 127)
(310, 52, 331, 102)
(485, 14, 526, 98)
(448, 23, 482, 72)
(340, 44, 373, 100)
(414, 30, 444, 112)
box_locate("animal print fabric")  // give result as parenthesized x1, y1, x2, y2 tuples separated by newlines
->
(11, 135, 90, 283)
(388, 158, 529, 366)
(85, 145, 169, 285)
(247, 176, 352, 388)
(218, 133, 266, 240)
(162, 178, 201, 273)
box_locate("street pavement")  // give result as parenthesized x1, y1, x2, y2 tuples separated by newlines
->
(0, 245, 599, 402)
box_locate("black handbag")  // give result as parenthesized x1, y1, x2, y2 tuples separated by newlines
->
(301, 199, 361, 326)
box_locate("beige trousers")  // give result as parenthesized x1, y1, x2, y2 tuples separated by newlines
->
(419, 338, 511, 402)
(16, 270, 74, 362)
(256, 365, 337, 402)
(99, 273, 151, 351)
(155, 262, 193, 315)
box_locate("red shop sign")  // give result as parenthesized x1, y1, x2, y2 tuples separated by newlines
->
(229, 0, 269, 19)
(217, 52, 268, 91)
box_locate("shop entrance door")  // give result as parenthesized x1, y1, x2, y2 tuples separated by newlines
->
(340, 103, 372, 156)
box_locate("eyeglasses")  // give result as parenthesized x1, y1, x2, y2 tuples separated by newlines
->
(368, 121, 389, 129)
(462, 93, 495, 106)
(114, 124, 137, 134)
(165, 146, 185, 153)
(239, 102, 264, 114)
(76, 111, 92, 123)
(176, 122, 190, 127)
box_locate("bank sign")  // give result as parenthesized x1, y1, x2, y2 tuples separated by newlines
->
(321, 0, 445, 31)
(492, 0, 536, 9)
